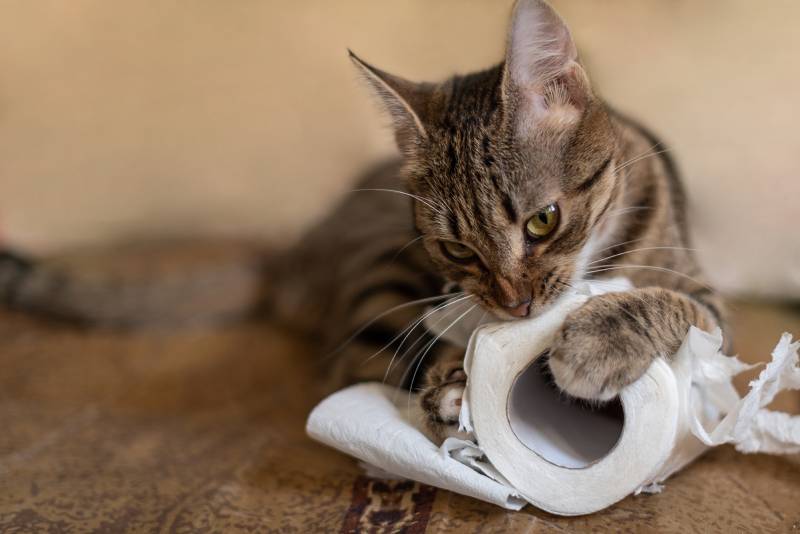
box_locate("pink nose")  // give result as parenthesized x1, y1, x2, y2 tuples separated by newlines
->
(503, 299, 531, 318)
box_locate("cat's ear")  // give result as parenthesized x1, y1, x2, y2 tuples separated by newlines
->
(504, 0, 591, 133)
(349, 50, 431, 155)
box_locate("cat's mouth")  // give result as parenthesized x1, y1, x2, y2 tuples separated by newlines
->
(444, 282, 567, 323)
(488, 307, 538, 324)
(477, 289, 569, 323)
(468, 294, 531, 322)
(445, 287, 526, 323)
(489, 302, 532, 321)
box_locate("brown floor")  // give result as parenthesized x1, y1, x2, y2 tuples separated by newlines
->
(0, 273, 798, 532)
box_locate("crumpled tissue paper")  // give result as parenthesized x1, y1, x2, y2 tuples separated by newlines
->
(306, 279, 800, 515)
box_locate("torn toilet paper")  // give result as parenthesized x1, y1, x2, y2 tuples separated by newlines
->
(306, 280, 800, 515)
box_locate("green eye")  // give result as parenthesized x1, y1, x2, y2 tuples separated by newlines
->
(526, 204, 559, 238)
(441, 241, 476, 261)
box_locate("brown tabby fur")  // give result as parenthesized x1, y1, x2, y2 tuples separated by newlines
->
(0, 0, 725, 443)
(331, 0, 726, 440)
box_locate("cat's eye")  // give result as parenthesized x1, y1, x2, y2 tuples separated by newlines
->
(441, 241, 476, 262)
(525, 204, 559, 239)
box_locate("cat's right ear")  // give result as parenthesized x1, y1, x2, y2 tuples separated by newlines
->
(349, 50, 430, 155)
(503, 0, 591, 135)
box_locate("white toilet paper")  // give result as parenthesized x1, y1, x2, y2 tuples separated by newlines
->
(306, 280, 800, 515)
(306, 382, 526, 510)
(461, 287, 712, 515)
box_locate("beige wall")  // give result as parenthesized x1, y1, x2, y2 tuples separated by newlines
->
(1, 1, 798, 298)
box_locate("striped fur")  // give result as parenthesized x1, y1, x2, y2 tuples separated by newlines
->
(326, 0, 726, 440)
(0, 0, 726, 443)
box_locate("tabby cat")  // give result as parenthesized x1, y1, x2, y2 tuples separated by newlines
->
(0, 0, 724, 442)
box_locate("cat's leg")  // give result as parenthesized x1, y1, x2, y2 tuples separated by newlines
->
(328, 311, 469, 443)
(548, 287, 722, 401)
(419, 344, 469, 442)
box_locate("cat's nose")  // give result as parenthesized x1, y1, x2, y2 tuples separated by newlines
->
(503, 298, 531, 318)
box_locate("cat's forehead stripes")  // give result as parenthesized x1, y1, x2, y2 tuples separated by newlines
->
(419, 85, 520, 243)
(402, 52, 618, 274)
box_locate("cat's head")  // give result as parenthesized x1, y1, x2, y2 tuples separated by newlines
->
(352, 0, 620, 320)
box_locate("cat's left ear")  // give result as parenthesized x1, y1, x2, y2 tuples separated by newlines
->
(349, 50, 432, 156)
(504, 0, 592, 133)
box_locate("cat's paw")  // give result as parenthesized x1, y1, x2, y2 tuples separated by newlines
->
(548, 294, 656, 401)
(419, 361, 469, 443)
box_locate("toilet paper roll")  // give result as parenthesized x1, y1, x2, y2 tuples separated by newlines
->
(462, 286, 712, 515)
(307, 279, 800, 515)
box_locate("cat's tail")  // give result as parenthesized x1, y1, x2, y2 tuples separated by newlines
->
(0, 249, 35, 308)
(0, 240, 274, 327)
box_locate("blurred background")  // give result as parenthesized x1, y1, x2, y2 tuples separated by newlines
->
(0, 0, 798, 299)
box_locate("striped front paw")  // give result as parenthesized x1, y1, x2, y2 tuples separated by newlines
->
(547, 293, 659, 401)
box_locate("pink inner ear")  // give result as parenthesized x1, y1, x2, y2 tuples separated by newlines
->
(505, 1, 588, 132)
(545, 66, 588, 109)
(517, 64, 588, 134)
(531, 92, 549, 117)
(506, 0, 578, 89)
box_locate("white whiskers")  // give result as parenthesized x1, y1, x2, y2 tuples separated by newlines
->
(356, 293, 469, 368)
(323, 293, 456, 361)
(584, 264, 713, 291)
(381, 294, 474, 383)
(587, 246, 697, 267)
(615, 145, 671, 174)
(405, 303, 478, 411)
(390, 235, 424, 262)
(351, 188, 448, 214)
